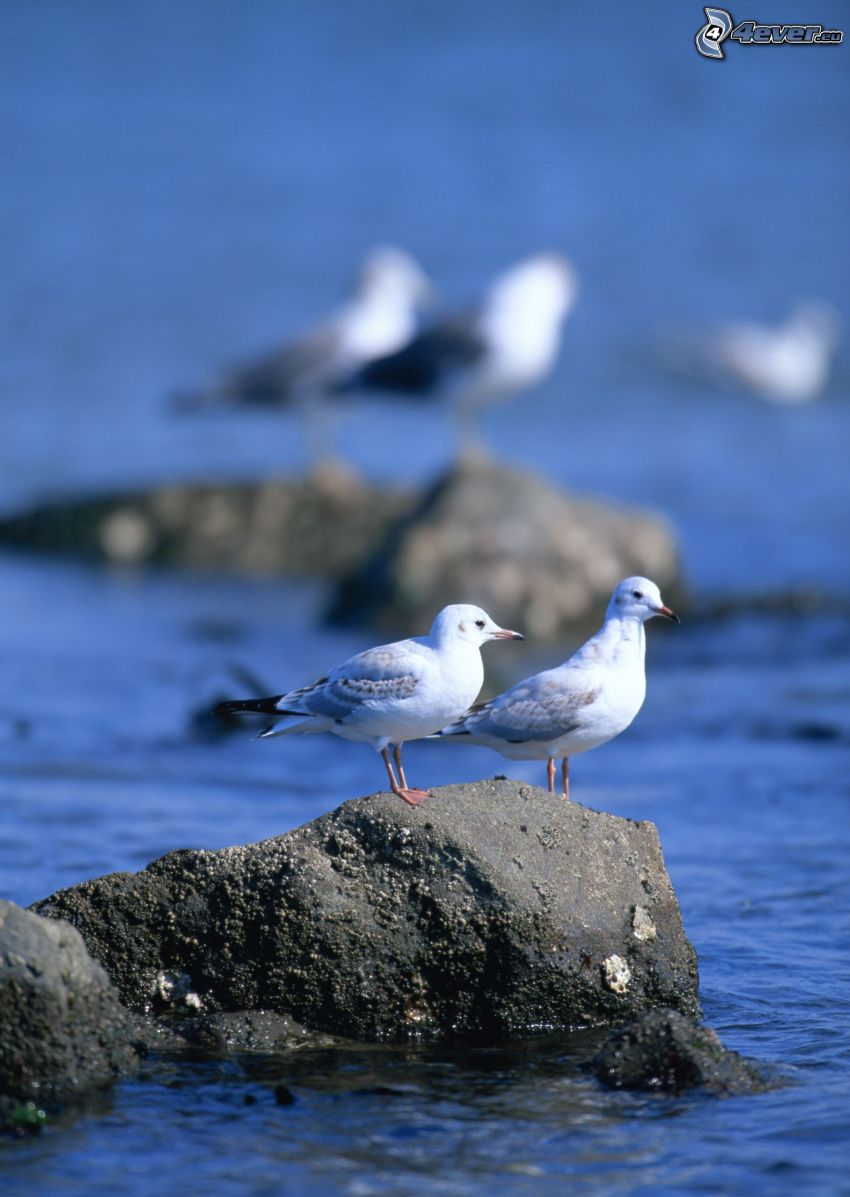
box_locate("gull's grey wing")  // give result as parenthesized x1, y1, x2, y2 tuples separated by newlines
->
(222, 323, 343, 404)
(280, 643, 422, 722)
(347, 313, 486, 394)
(451, 674, 600, 743)
(175, 322, 342, 411)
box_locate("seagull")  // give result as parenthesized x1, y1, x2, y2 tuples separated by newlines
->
(664, 300, 841, 404)
(435, 578, 678, 799)
(214, 604, 522, 806)
(174, 245, 432, 454)
(338, 252, 579, 447)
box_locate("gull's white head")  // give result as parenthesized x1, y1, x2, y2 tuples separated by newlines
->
(488, 252, 579, 324)
(356, 245, 432, 309)
(607, 577, 680, 624)
(429, 604, 524, 648)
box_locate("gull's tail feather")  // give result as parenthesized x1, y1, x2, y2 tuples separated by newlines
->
(213, 695, 285, 717)
(258, 715, 324, 739)
(213, 695, 320, 739)
(171, 378, 295, 413)
(430, 700, 488, 738)
(431, 722, 470, 737)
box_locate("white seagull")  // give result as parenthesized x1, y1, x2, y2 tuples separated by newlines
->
(666, 300, 841, 404)
(215, 604, 522, 806)
(436, 578, 678, 799)
(339, 252, 579, 447)
(175, 245, 432, 413)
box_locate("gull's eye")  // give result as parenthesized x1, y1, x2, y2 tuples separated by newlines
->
(632, 590, 644, 599)
(475, 619, 485, 629)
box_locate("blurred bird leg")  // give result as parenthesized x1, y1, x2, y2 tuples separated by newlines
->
(301, 393, 349, 476)
(455, 389, 492, 463)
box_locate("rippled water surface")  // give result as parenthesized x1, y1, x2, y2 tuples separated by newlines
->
(1, 1, 849, 1193)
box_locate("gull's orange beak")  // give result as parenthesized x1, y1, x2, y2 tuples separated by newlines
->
(493, 628, 524, 640)
(657, 605, 680, 624)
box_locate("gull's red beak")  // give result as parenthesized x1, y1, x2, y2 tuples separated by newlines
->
(657, 605, 680, 624)
(493, 627, 524, 640)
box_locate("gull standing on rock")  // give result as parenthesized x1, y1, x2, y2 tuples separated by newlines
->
(435, 578, 678, 799)
(215, 604, 522, 806)
(338, 252, 579, 449)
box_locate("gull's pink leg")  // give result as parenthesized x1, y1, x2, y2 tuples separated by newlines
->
(547, 757, 556, 795)
(561, 757, 570, 801)
(393, 745, 410, 789)
(382, 747, 429, 807)
(394, 745, 429, 804)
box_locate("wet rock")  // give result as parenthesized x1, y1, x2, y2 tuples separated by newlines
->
(274, 1083, 296, 1106)
(329, 458, 683, 640)
(0, 469, 413, 578)
(592, 1008, 769, 1095)
(0, 900, 138, 1113)
(33, 781, 699, 1042)
(169, 1011, 343, 1054)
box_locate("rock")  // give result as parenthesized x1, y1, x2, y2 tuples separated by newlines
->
(0, 469, 413, 578)
(0, 460, 683, 640)
(274, 1084, 296, 1106)
(0, 900, 138, 1112)
(329, 458, 683, 640)
(33, 781, 699, 1041)
(592, 1008, 770, 1095)
(167, 1010, 343, 1055)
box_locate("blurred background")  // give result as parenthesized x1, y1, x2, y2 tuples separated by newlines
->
(1, 3, 849, 1194)
(2, 1, 848, 590)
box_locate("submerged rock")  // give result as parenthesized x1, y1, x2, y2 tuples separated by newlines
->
(0, 900, 138, 1115)
(34, 781, 699, 1041)
(592, 1008, 770, 1095)
(329, 458, 682, 640)
(167, 1011, 344, 1055)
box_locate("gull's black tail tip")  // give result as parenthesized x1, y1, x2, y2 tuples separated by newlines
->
(212, 695, 283, 717)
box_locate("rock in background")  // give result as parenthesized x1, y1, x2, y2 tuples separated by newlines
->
(328, 458, 682, 639)
(0, 460, 683, 641)
(34, 781, 699, 1041)
(0, 470, 412, 578)
(0, 901, 138, 1115)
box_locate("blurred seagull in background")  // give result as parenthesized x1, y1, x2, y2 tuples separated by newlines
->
(174, 245, 431, 457)
(435, 577, 678, 800)
(214, 603, 522, 807)
(338, 252, 579, 450)
(664, 300, 841, 404)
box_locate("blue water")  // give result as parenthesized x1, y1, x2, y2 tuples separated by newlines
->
(1, 2, 849, 1193)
